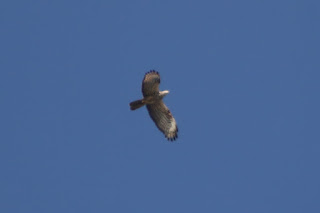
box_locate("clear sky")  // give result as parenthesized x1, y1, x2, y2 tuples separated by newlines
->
(1, 1, 319, 212)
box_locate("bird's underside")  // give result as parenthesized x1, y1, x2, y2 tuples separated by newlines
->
(129, 70, 178, 141)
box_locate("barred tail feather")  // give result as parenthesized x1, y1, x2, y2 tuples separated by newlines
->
(130, 99, 145, 110)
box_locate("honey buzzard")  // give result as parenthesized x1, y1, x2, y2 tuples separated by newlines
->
(130, 70, 178, 141)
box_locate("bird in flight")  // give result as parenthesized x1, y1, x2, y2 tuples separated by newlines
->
(130, 70, 178, 141)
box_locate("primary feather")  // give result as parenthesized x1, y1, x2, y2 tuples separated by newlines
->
(142, 70, 160, 97)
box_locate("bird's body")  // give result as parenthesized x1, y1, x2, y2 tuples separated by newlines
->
(130, 70, 178, 141)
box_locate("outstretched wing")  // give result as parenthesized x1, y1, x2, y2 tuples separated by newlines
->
(142, 70, 160, 97)
(146, 101, 178, 141)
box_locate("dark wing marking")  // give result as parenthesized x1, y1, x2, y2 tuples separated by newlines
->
(146, 100, 178, 141)
(142, 70, 160, 97)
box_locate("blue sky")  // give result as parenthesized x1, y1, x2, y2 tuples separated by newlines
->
(1, 0, 319, 212)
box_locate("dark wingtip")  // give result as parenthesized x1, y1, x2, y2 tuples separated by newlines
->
(146, 70, 159, 75)
(144, 70, 160, 83)
(166, 134, 178, 142)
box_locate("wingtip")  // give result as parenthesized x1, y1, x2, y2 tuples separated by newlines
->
(146, 70, 159, 75)
(144, 70, 160, 84)
(166, 134, 178, 142)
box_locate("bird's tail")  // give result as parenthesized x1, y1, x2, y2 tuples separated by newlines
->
(130, 99, 145, 110)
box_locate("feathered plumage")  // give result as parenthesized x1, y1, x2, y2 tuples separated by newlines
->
(130, 70, 178, 141)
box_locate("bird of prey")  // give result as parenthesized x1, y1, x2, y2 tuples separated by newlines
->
(130, 70, 178, 141)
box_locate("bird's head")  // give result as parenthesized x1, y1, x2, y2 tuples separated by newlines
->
(159, 90, 169, 98)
